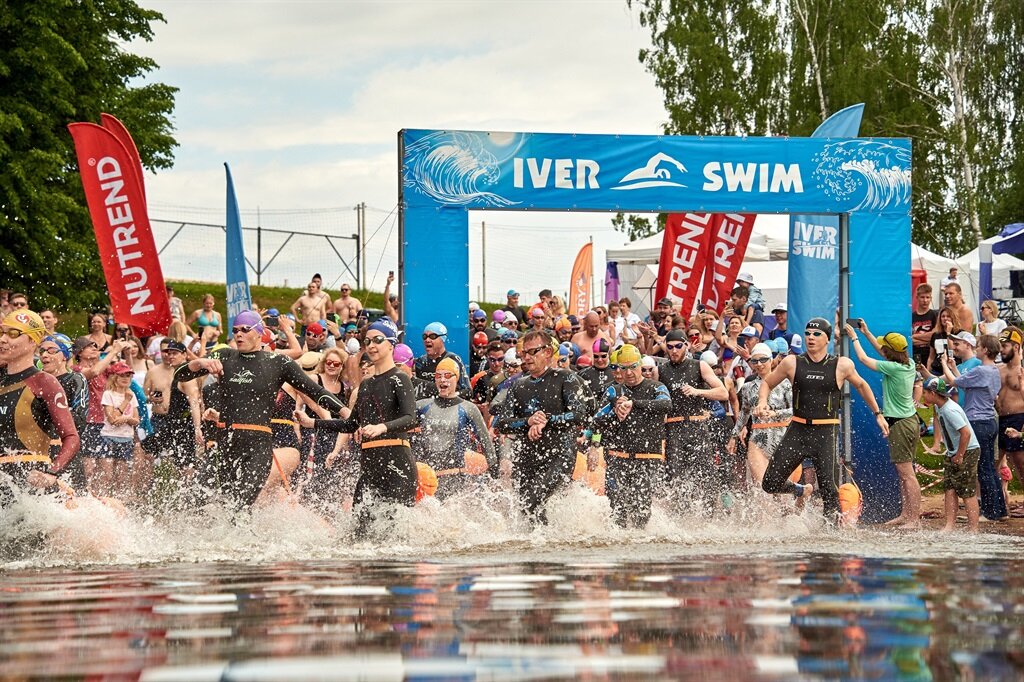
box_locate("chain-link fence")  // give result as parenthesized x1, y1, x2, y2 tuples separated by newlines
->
(148, 202, 399, 292)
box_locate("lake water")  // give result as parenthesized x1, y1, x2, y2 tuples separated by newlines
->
(3, 485, 1023, 680)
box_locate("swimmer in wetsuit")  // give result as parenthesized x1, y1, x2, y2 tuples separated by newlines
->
(295, 319, 418, 534)
(495, 330, 589, 524)
(173, 310, 344, 507)
(413, 357, 498, 499)
(0, 311, 80, 504)
(755, 317, 888, 522)
(593, 344, 671, 528)
(38, 334, 88, 490)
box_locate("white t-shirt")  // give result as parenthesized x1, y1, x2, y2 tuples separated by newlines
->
(100, 389, 138, 439)
(978, 318, 1007, 337)
(941, 275, 959, 290)
(620, 312, 641, 340)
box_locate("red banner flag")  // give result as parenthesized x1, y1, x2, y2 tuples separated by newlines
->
(568, 242, 593, 317)
(655, 212, 718, 315)
(68, 122, 171, 337)
(700, 213, 757, 313)
(100, 113, 146, 202)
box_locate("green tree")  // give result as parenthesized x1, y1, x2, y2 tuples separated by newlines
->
(0, 0, 177, 312)
(611, 212, 665, 242)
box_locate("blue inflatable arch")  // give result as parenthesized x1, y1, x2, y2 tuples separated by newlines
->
(398, 129, 912, 523)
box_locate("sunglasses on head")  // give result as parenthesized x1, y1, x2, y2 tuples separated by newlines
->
(522, 346, 547, 356)
(363, 336, 389, 347)
(232, 325, 253, 335)
(423, 333, 441, 340)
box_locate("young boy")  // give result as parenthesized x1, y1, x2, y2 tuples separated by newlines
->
(921, 377, 981, 532)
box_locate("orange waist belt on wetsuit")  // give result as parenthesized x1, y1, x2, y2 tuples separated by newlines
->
(0, 453, 52, 466)
(606, 449, 665, 460)
(790, 416, 840, 425)
(361, 439, 410, 450)
(228, 423, 273, 434)
(271, 418, 295, 427)
(752, 419, 792, 429)
(665, 412, 709, 423)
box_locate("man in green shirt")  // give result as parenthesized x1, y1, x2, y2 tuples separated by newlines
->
(845, 322, 922, 529)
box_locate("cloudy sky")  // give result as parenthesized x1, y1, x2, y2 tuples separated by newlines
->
(134, 0, 668, 301)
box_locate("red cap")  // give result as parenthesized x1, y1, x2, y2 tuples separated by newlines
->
(261, 328, 275, 346)
(472, 331, 489, 347)
(108, 361, 133, 376)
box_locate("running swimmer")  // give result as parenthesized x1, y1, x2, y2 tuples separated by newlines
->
(0, 310, 80, 505)
(294, 320, 418, 534)
(593, 344, 671, 528)
(173, 310, 345, 507)
(755, 317, 888, 522)
(495, 330, 589, 524)
(413, 358, 498, 499)
(729, 342, 792, 488)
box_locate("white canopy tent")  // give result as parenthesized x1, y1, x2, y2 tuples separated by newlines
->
(912, 243, 1024, 315)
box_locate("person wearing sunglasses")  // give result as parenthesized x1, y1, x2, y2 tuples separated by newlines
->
(0, 310, 80, 503)
(38, 334, 89, 489)
(295, 319, 419, 535)
(756, 317, 888, 524)
(656, 329, 729, 507)
(729, 342, 793, 492)
(173, 310, 345, 508)
(412, 357, 498, 500)
(494, 330, 589, 525)
(333, 283, 363, 324)
(471, 341, 508, 419)
(592, 343, 671, 528)
(578, 338, 615, 408)
(413, 322, 469, 397)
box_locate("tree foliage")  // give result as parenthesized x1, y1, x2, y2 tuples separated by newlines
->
(0, 0, 177, 311)
(624, 0, 1024, 256)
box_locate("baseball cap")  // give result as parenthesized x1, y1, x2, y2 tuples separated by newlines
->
(771, 302, 787, 313)
(739, 326, 758, 338)
(923, 377, 951, 395)
(699, 350, 719, 366)
(108, 361, 133, 376)
(790, 334, 803, 352)
(876, 332, 909, 352)
(1000, 328, 1023, 345)
(305, 322, 325, 335)
(656, 297, 674, 307)
(164, 340, 187, 353)
(771, 337, 789, 355)
(507, 289, 519, 297)
(950, 330, 977, 347)
(737, 272, 754, 284)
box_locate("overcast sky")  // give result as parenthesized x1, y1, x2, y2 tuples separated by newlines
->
(134, 0, 668, 301)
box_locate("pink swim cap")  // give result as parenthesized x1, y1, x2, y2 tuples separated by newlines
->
(393, 343, 414, 367)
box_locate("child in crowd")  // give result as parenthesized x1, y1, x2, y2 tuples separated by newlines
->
(99, 361, 140, 498)
(736, 272, 765, 325)
(921, 377, 980, 532)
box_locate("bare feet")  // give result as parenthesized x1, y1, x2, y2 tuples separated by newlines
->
(895, 521, 921, 530)
(883, 516, 909, 526)
(940, 524, 955, 533)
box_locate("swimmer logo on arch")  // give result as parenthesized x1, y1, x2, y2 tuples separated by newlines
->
(812, 140, 912, 211)
(403, 130, 521, 208)
(611, 152, 688, 190)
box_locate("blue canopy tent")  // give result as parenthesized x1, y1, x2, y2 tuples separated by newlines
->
(979, 223, 1024, 304)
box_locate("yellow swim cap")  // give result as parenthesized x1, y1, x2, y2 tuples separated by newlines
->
(3, 310, 47, 344)
(617, 344, 642, 366)
(436, 357, 460, 377)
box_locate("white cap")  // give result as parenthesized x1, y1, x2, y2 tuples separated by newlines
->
(700, 350, 719, 366)
(750, 342, 773, 359)
(740, 326, 759, 337)
(641, 355, 656, 367)
(737, 272, 754, 284)
(771, 302, 787, 313)
(345, 338, 360, 354)
(504, 348, 521, 365)
(469, 301, 480, 311)
(790, 334, 803, 351)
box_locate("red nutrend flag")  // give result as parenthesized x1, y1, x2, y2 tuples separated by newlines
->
(700, 213, 757, 314)
(100, 113, 147, 202)
(68, 122, 171, 336)
(568, 242, 593, 317)
(655, 212, 718, 316)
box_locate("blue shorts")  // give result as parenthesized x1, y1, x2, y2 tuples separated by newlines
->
(102, 436, 134, 461)
(80, 423, 106, 458)
(999, 414, 1024, 453)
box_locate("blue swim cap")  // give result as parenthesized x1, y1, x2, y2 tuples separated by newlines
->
(44, 334, 72, 359)
(367, 319, 398, 344)
(424, 322, 448, 338)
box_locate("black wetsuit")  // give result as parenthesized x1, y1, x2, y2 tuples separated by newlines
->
(53, 371, 89, 489)
(314, 366, 418, 518)
(594, 378, 671, 527)
(1, 367, 79, 505)
(174, 349, 343, 506)
(658, 358, 716, 497)
(495, 368, 588, 523)
(762, 354, 842, 518)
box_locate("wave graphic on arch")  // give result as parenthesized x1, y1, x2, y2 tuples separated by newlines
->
(812, 140, 912, 211)
(404, 131, 519, 207)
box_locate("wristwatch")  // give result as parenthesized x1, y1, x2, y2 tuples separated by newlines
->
(873, 411, 882, 416)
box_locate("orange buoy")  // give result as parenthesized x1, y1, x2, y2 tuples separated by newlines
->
(838, 482, 863, 526)
(572, 451, 606, 496)
(788, 463, 803, 484)
(462, 450, 489, 475)
(415, 462, 438, 502)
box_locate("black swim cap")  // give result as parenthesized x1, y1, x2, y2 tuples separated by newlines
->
(665, 329, 687, 344)
(805, 317, 832, 338)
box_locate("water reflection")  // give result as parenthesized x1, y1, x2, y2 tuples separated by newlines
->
(2, 556, 1023, 680)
